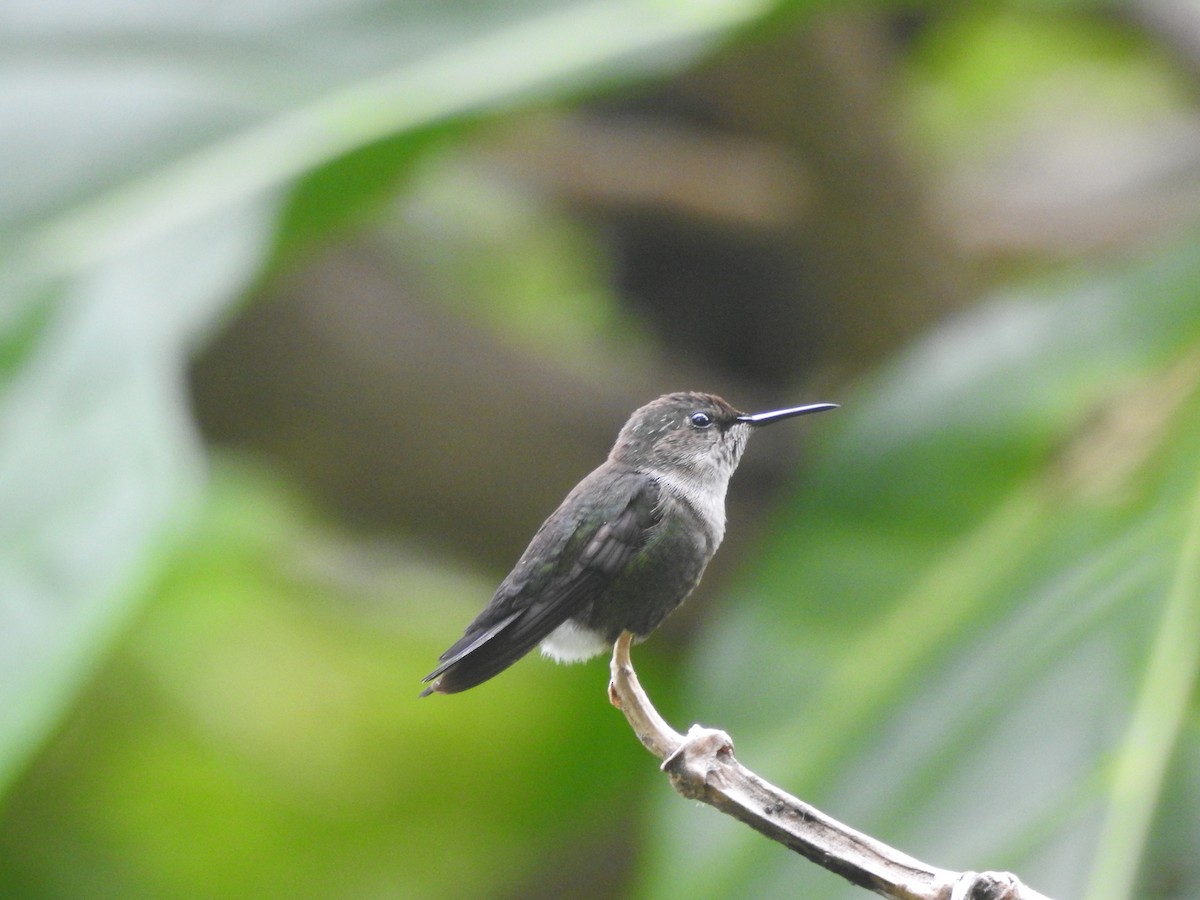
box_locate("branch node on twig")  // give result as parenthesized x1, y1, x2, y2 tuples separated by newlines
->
(951, 871, 1028, 900)
(662, 725, 734, 781)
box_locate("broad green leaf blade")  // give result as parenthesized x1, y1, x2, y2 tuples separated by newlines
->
(0, 206, 275, 792)
(640, 240, 1200, 899)
(6, 0, 774, 284)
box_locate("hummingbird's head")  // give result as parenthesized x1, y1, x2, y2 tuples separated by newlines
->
(610, 392, 748, 481)
(609, 392, 838, 484)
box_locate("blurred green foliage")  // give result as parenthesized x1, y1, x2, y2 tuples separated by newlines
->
(0, 460, 647, 898)
(3, 1, 1200, 899)
(647, 242, 1200, 899)
(0, 0, 781, 796)
(907, 9, 1192, 159)
(389, 160, 653, 369)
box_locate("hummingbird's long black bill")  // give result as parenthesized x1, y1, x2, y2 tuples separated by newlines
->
(737, 402, 839, 426)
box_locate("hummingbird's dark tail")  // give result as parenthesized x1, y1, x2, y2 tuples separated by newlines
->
(419, 648, 520, 696)
(421, 466, 658, 695)
(419, 607, 569, 695)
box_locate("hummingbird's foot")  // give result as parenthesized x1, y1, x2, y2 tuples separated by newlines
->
(608, 680, 623, 708)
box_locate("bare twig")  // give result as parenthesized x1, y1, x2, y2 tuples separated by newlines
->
(608, 632, 1054, 900)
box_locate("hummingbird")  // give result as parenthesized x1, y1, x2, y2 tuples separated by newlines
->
(420, 392, 837, 696)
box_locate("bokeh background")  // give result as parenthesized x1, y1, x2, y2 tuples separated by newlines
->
(3, 1, 1200, 898)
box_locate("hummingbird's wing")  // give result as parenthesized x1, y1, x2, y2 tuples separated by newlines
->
(420, 468, 661, 695)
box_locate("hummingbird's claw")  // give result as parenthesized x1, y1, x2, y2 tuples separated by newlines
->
(608, 680, 623, 708)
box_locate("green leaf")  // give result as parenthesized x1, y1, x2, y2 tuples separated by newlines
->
(1085, 451, 1200, 899)
(0, 209, 272, 793)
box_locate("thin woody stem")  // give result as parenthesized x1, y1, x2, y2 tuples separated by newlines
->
(607, 632, 1054, 900)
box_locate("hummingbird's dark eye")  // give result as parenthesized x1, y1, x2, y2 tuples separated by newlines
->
(688, 411, 713, 429)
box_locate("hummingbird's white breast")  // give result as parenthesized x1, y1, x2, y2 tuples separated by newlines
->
(541, 619, 610, 662)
